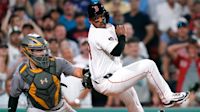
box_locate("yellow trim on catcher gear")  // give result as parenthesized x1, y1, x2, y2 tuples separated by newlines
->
(22, 48, 38, 65)
(29, 38, 43, 47)
(50, 57, 55, 61)
(29, 83, 49, 109)
(20, 64, 27, 74)
(30, 68, 43, 73)
(52, 75, 60, 106)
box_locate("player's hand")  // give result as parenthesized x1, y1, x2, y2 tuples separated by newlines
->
(116, 25, 126, 36)
(82, 69, 93, 89)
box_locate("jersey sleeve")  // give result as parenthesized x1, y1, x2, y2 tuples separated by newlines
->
(95, 29, 118, 53)
(56, 57, 75, 76)
(10, 68, 23, 98)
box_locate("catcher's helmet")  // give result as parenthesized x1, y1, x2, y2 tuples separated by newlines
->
(21, 33, 50, 69)
(88, 2, 109, 23)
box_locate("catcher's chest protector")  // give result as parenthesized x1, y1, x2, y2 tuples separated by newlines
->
(19, 58, 61, 110)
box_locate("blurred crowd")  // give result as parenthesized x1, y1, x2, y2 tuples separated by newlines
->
(0, 0, 200, 109)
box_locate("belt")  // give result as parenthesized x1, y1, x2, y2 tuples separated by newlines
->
(103, 73, 113, 79)
(94, 73, 113, 84)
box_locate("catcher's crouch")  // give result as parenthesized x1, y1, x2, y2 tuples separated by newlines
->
(8, 34, 89, 112)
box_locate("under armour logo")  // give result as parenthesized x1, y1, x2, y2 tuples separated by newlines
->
(40, 78, 48, 85)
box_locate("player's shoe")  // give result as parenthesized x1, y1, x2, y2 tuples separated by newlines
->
(163, 91, 190, 107)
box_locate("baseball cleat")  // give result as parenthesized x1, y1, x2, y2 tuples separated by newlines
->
(163, 91, 190, 107)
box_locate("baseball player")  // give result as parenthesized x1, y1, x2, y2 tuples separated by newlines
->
(87, 2, 190, 112)
(8, 33, 89, 112)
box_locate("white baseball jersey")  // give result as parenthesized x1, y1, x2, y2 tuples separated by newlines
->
(88, 24, 122, 80)
(87, 23, 179, 112)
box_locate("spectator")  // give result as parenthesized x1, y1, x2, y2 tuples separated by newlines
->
(32, 1, 46, 28)
(0, 77, 27, 108)
(45, 0, 59, 13)
(0, 43, 8, 94)
(156, 0, 182, 32)
(159, 28, 177, 81)
(188, 0, 200, 31)
(10, 0, 33, 17)
(8, 27, 22, 68)
(60, 42, 74, 64)
(177, 0, 190, 16)
(112, 10, 124, 25)
(58, 1, 76, 31)
(124, 23, 149, 58)
(124, 0, 154, 45)
(22, 23, 34, 36)
(48, 38, 60, 57)
(192, 14, 200, 43)
(146, 0, 165, 22)
(0, 30, 7, 43)
(68, 12, 89, 43)
(0, 0, 9, 23)
(54, 24, 80, 57)
(164, 18, 190, 82)
(74, 40, 90, 68)
(22, 20, 44, 37)
(1, 11, 23, 35)
(49, 9, 61, 23)
(13, 6, 30, 23)
(104, 0, 131, 16)
(42, 15, 55, 39)
(70, 0, 90, 14)
(168, 38, 200, 92)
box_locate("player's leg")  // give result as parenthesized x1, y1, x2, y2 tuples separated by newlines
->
(27, 99, 76, 112)
(119, 87, 144, 112)
(27, 107, 45, 112)
(102, 59, 189, 106)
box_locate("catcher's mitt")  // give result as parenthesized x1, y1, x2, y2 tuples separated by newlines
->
(82, 69, 93, 89)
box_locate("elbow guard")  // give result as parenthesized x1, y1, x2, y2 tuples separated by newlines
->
(110, 35, 125, 56)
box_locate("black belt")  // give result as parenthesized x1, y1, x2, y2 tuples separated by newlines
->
(103, 73, 113, 79)
(94, 73, 113, 84)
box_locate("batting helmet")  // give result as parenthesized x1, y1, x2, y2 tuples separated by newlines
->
(88, 2, 109, 23)
(21, 33, 50, 69)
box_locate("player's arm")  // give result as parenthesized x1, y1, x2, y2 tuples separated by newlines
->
(72, 68, 89, 78)
(110, 35, 125, 56)
(58, 58, 89, 78)
(8, 70, 23, 112)
(167, 42, 189, 59)
(8, 96, 19, 112)
(110, 25, 126, 56)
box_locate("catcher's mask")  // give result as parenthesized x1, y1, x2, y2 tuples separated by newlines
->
(21, 33, 50, 69)
(88, 2, 109, 24)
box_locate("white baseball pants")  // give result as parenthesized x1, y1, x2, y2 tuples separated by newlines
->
(27, 99, 76, 112)
(92, 59, 173, 112)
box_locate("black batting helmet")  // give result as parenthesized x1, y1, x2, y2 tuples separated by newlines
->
(87, 2, 109, 23)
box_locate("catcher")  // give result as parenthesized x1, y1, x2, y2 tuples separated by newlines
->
(8, 33, 89, 112)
